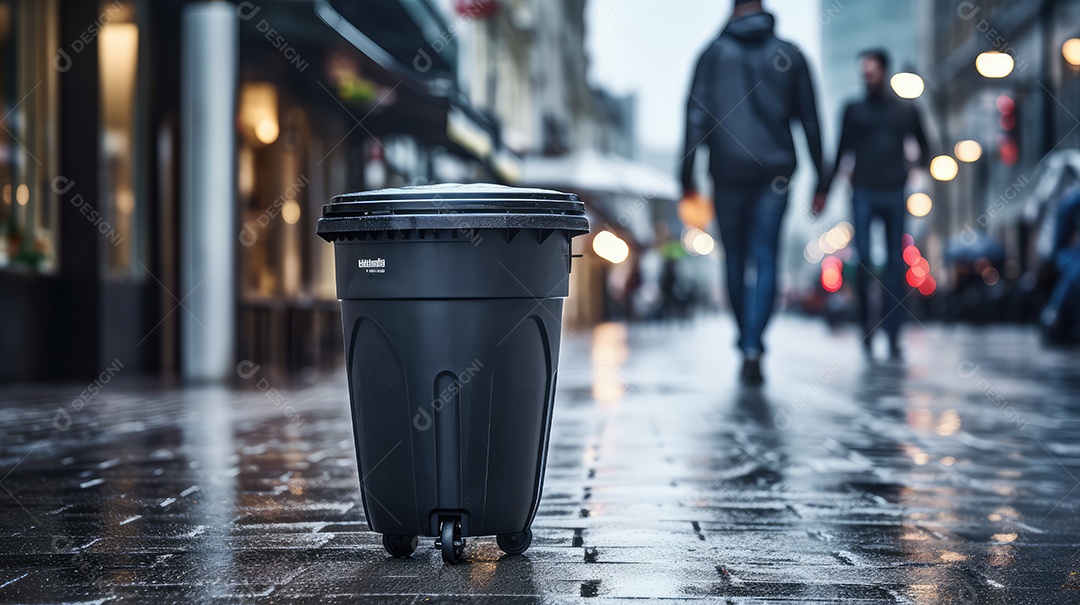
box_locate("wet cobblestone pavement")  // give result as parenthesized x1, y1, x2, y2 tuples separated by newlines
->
(1, 316, 1079, 603)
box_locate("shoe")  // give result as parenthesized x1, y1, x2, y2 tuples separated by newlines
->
(861, 336, 874, 359)
(741, 357, 764, 386)
(861, 327, 875, 358)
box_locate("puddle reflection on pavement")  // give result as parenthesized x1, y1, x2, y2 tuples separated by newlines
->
(0, 315, 1077, 603)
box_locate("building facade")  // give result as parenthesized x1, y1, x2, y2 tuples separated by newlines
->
(919, 0, 1080, 293)
(0, 0, 513, 382)
(0, 0, 643, 383)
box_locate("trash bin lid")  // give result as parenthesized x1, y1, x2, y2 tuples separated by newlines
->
(316, 183, 590, 239)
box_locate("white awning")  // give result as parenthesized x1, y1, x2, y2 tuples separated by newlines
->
(519, 149, 679, 202)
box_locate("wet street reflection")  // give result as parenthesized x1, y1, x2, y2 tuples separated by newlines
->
(1, 316, 1078, 602)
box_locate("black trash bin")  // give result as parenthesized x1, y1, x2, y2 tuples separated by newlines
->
(316, 183, 589, 563)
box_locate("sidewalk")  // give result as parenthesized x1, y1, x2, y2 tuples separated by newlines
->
(0, 315, 1077, 603)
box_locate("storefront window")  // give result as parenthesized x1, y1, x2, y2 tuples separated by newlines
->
(98, 0, 140, 277)
(238, 81, 310, 300)
(0, 0, 59, 272)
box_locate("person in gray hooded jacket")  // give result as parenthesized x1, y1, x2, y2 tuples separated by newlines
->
(679, 0, 827, 385)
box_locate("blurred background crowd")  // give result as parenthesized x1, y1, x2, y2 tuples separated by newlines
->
(1, 0, 1079, 383)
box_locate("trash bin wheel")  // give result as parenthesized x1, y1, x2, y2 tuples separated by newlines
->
(382, 534, 418, 558)
(438, 518, 465, 564)
(496, 529, 533, 555)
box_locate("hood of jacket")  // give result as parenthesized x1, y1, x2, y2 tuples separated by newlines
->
(723, 11, 775, 42)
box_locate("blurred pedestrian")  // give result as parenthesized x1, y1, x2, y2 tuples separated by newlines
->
(1041, 188, 1080, 343)
(679, 0, 827, 386)
(819, 49, 929, 359)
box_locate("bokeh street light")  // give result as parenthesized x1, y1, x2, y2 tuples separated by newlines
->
(906, 192, 933, 217)
(692, 232, 715, 256)
(975, 51, 1014, 78)
(821, 256, 843, 293)
(890, 72, 925, 99)
(954, 140, 983, 162)
(255, 119, 280, 145)
(818, 222, 854, 255)
(930, 155, 959, 181)
(281, 199, 301, 225)
(681, 227, 715, 256)
(593, 230, 629, 264)
(903, 241, 937, 296)
(240, 82, 280, 146)
(1063, 38, 1080, 66)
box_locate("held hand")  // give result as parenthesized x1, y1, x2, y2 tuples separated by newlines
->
(811, 192, 828, 217)
(678, 190, 714, 231)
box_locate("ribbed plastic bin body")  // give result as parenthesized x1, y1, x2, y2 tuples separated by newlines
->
(316, 184, 588, 562)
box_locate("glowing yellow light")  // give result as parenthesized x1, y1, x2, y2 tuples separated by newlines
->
(1063, 38, 1080, 67)
(825, 230, 845, 251)
(255, 118, 279, 145)
(890, 72, 925, 99)
(15, 184, 29, 206)
(819, 223, 853, 255)
(940, 456, 956, 466)
(903, 443, 930, 465)
(593, 230, 629, 264)
(992, 533, 1018, 543)
(2, 184, 9, 204)
(936, 410, 961, 436)
(803, 240, 824, 263)
(954, 140, 983, 163)
(682, 228, 701, 255)
(907, 408, 933, 429)
(281, 199, 301, 225)
(930, 155, 959, 181)
(100, 24, 139, 141)
(975, 51, 1014, 78)
(907, 193, 933, 217)
(241, 82, 279, 146)
(825, 222, 853, 251)
(901, 532, 930, 541)
(116, 189, 134, 214)
(692, 232, 715, 256)
(818, 233, 836, 255)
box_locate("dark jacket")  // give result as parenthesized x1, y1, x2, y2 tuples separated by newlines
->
(825, 91, 930, 192)
(679, 12, 825, 192)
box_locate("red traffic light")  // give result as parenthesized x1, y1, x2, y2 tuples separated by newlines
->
(821, 256, 843, 293)
(996, 94, 1015, 114)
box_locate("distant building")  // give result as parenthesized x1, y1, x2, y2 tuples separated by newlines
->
(918, 0, 1080, 285)
(592, 87, 637, 160)
(444, 0, 630, 158)
(820, 1, 921, 125)
(441, 0, 652, 327)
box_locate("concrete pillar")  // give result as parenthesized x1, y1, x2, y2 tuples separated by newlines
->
(180, 2, 238, 382)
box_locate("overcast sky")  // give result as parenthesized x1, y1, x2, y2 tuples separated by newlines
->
(585, 0, 825, 154)
(585, 0, 844, 276)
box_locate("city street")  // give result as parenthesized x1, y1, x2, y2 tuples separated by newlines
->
(0, 315, 1077, 603)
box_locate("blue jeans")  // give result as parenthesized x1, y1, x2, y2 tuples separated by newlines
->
(714, 181, 788, 353)
(851, 188, 906, 340)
